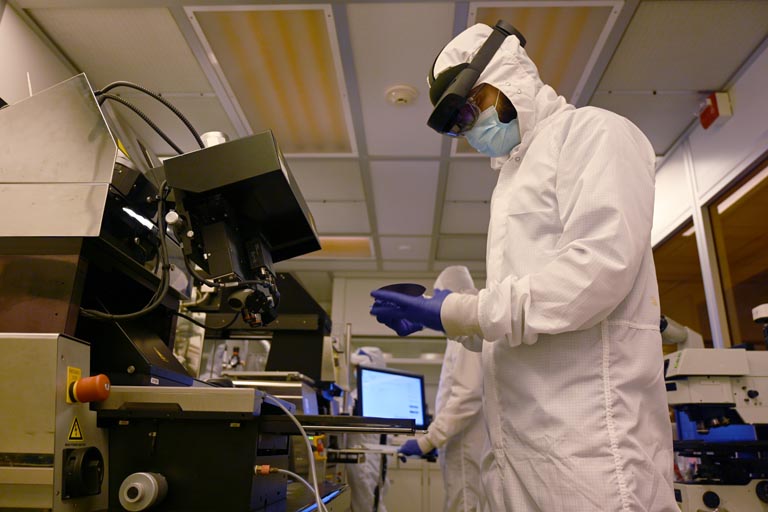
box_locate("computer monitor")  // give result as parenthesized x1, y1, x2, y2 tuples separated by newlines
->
(356, 366, 428, 429)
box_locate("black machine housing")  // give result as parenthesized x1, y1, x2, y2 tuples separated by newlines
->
(164, 131, 320, 327)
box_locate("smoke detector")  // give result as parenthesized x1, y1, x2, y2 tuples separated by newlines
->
(385, 85, 419, 106)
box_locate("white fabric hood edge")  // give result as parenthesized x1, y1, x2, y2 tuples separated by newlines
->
(433, 23, 574, 168)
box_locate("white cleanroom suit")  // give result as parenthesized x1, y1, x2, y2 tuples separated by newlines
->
(433, 24, 678, 511)
(348, 347, 389, 512)
(416, 266, 486, 512)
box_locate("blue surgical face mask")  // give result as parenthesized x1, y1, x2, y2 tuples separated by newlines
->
(464, 102, 521, 158)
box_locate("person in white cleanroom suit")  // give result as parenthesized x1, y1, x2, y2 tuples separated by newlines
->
(398, 266, 487, 512)
(347, 347, 389, 512)
(371, 23, 677, 511)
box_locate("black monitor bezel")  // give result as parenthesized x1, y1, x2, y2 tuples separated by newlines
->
(356, 365, 429, 430)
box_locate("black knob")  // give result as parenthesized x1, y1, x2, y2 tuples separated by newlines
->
(62, 447, 104, 499)
(757, 480, 768, 503)
(748, 389, 760, 399)
(702, 491, 720, 508)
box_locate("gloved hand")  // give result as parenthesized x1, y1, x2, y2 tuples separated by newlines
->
(370, 289, 452, 335)
(398, 439, 423, 457)
(369, 305, 424, 336)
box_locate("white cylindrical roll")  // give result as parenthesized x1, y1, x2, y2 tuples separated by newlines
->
(119, 472, 168, 511)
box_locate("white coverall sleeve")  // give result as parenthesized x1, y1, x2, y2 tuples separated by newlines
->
(417, 343, 484, 453)
(477, 114, 656, 346)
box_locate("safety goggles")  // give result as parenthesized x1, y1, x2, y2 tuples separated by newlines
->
(426, 20, 526, 136)
(445, 93, 483, 137)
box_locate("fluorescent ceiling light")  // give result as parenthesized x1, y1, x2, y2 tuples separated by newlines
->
(298, 236, 373, 259)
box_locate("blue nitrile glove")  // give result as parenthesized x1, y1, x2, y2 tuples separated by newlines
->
(370, 288, 452, 333)
(369, 302, 424, 336)
(398, 439, 423, 457)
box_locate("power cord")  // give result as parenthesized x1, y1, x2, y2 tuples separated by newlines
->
(97, 93, 183, 154)
(254, 466, 329, 512)
(80, 182, 172, 321)
(261, 395, 328, 512)
(171, 310, 241, 332)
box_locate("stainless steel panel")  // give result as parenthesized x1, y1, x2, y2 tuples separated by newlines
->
(0, 183, 108, 236)
(0, 333, 108, 511)
(97, 385, 264, 414)
(0, 333, 58, 454)
(0, 74, 116, 184)
(0, 73, 116, 237)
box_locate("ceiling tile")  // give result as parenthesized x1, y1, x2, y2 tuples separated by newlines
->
(28, 7, 212, 92)
(590, 91, 702, 155)
(307, 201, 370, 234)
(274, 260, 377, 272)
(446, 160, 498, 201)
(382, 261, 430, 272)
(597, 1, 768, 91)
(436, 236, 486, 261)
(348, 3, 453, 156)
(440, 202, 490, 234)
(379, 236, 432, 260)
(371, 161, 439, 235)
(284, 159, 364, 201)
(110, 94, 238, 156)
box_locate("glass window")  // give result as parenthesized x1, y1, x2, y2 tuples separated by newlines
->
(709, 157, 768, 349)
(653, 220, 714, 352)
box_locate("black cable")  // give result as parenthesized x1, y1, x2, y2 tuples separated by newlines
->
(183, 254, 221, 288)
(172, 310, 241, 331)
(81, 183, 173, 321)
(98, 94, 184, 154)
(96, 81, 205, 149)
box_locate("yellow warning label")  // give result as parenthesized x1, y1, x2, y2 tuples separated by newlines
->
(68, 417, 84, 442)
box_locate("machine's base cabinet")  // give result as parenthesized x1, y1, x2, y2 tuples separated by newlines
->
(383, 459, 444, 512)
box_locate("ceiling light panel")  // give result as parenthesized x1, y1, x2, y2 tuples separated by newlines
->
(371, 161, 440, 235)
(348, 3, 454, 156)
(27, 7, 212, 92)
(190, 6, 354, 155)
(298, 236, 373, 260)
(472, 2, 617, 103)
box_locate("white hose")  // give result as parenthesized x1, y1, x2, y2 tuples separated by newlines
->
(265, 395, 328, 512)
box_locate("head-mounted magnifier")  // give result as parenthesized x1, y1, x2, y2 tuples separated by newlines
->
(427, 20, 526, 136)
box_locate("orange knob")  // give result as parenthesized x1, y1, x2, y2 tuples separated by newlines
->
(69, 374, 111, 403)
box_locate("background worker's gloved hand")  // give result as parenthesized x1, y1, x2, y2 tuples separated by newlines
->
(370, 289, 452, 335)
(398, 439, 423, 457)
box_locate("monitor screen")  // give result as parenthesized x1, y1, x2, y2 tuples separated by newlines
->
(356, 366, 428, 429)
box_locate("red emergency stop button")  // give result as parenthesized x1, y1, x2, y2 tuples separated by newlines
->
(68, 374, 111, 403)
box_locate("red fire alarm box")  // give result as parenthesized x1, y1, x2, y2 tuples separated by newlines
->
(699, 92, 732, 130)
